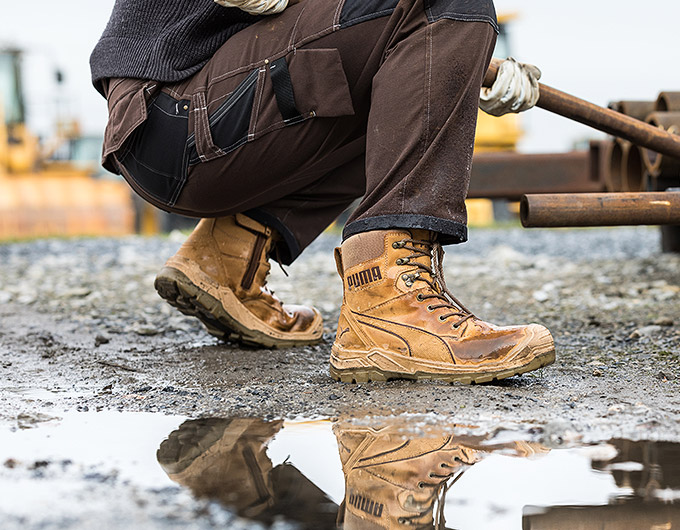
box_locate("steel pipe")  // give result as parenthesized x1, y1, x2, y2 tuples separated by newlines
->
(468, 149, 606, 199)
(642, 112, 680, 177)
(608, 100, 655, 121)
(656, 92, 680, 112)
(520, 192, 680, 227)
(483, 59, 680, 160)
(606, 140, 628, 192)
(625, 144, 649, 192)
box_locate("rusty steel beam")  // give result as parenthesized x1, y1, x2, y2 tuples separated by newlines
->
(468, 150, 604, 199)
(520, 192, 680, 227)
(483, 59, 680, 160)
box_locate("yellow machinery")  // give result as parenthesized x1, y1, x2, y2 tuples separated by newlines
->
(0, 48, 134, 240)
(466, 13, 522, 225)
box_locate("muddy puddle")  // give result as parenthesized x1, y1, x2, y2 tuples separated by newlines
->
(1, 412, 679, 529)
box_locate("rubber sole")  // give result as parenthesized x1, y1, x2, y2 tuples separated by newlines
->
(329, 349, 555, 384)
(154, 266, 322, 349)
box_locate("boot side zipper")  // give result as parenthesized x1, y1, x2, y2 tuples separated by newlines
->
(241, 233, 267, 290)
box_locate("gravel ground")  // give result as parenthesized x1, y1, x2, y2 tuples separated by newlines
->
(1, 225, 679, 527)
(0, 226, 678, 437)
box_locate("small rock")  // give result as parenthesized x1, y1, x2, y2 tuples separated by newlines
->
(131, 324, 160, 336)
(532, 290, 550, 303)
(328, 394, 340, 400)
(94, 334, 110, 347)
(592, 368, 604, 377)
(628, 325, 663, 339)
(653, 317, 674, 327)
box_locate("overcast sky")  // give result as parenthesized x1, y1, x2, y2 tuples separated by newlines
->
(2, 0, 678, 152)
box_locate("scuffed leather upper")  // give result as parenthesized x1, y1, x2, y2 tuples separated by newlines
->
(335, 229, 543, 366)
(175, 215, 319, 334)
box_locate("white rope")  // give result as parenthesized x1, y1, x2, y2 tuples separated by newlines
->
(479, 57, 542, 117)
(214, 0, 288, 16)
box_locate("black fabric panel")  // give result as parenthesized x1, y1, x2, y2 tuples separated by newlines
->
(339, 0, 399, 28)
(269, 57, 301, 122)
(209, 77, 257, 153)
(343, 214, 468, 246)
(424, 0, 498, 33)
(119, 92, 189, 205)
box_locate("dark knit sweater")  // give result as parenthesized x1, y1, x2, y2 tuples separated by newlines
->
(90, 0, 260, 96)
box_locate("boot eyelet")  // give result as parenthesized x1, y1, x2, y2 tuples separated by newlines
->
(402, 274, 409, 281)
(426, 305, 434, 312)
(452, 323, 460, 329)
(397, 518, 406, 524)
(417, 481, 425, 489)
(416, 293, 424, 302)
(428, 472, 435, 478)
(405, 281, 413, 287)
(396, 257, 410, 265)
(438, 315, 447, 322)
(392, 241, 403, 249)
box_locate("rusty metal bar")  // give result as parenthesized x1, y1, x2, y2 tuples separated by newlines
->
(520, 192, 680, 227)
(468, 150, 604, 199)
(483, 59, 680, 160)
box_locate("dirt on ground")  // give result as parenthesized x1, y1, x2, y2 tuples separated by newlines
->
(0, 225, 678, 439)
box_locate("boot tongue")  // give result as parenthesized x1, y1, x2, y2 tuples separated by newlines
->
(408, 229, 436, 243)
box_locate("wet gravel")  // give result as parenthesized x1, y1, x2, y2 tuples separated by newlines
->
(1, 226, 678, 438)
(1, 225, 679, 528)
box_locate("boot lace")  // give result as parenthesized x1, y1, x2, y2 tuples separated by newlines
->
(393, 238, 474, 328)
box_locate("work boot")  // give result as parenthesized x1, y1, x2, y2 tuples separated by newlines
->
(335, 422, 478, 529)
(331, 229, 555, 383)
(154, 214, 323, 347)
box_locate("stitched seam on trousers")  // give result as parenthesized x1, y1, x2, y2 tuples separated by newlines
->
(288, 5, 307, 50)
(333, 0, 344, 25)
(427, 12, 499, 32)
(124, 150, 181, 181)
(188, 136, 248, 166)
(340, 9, 395, 28)
(424, 25, 433, 158)
(249, 67, 267, 138)
(250, 113, 313, 139)
(194, 93, 224, 160)
(197, 23, 339, 91)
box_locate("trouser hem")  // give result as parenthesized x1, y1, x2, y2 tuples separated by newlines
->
(343, 214, 468, 245)
(244, 208, 301, 266)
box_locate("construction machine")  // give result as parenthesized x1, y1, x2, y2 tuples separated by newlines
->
(0, 48, 134, 240)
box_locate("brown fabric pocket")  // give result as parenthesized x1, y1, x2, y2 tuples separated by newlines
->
(252, 48, 355, 138)
(102, 79, 158, 173)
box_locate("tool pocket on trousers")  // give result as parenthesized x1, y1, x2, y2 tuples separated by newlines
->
(117, 91, 191, 206)
(187, 47, 355, 165)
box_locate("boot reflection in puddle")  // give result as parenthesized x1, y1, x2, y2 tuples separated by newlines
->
(335, 422, 548, 530)
(157, 418, 338, 528)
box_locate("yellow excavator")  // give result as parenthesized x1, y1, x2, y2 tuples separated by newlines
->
(0, 48, 134, 240)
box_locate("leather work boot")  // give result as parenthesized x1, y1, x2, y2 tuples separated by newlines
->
(154, 214, 323, 347)
(331, 229, 555, 383)
(335, 422, 478, 529)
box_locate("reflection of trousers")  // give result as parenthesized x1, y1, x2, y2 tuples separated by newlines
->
(103, 0, 497, 264)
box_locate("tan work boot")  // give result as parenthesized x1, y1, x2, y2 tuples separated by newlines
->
(154, 214, 323, 347)
(335, 422, 478, 529)
(331, 229, 555, 383)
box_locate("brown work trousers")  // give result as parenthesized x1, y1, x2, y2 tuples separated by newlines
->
(102, 0, 497, 264)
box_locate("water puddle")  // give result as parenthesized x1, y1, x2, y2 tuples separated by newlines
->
(1, 412, 679, 529)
